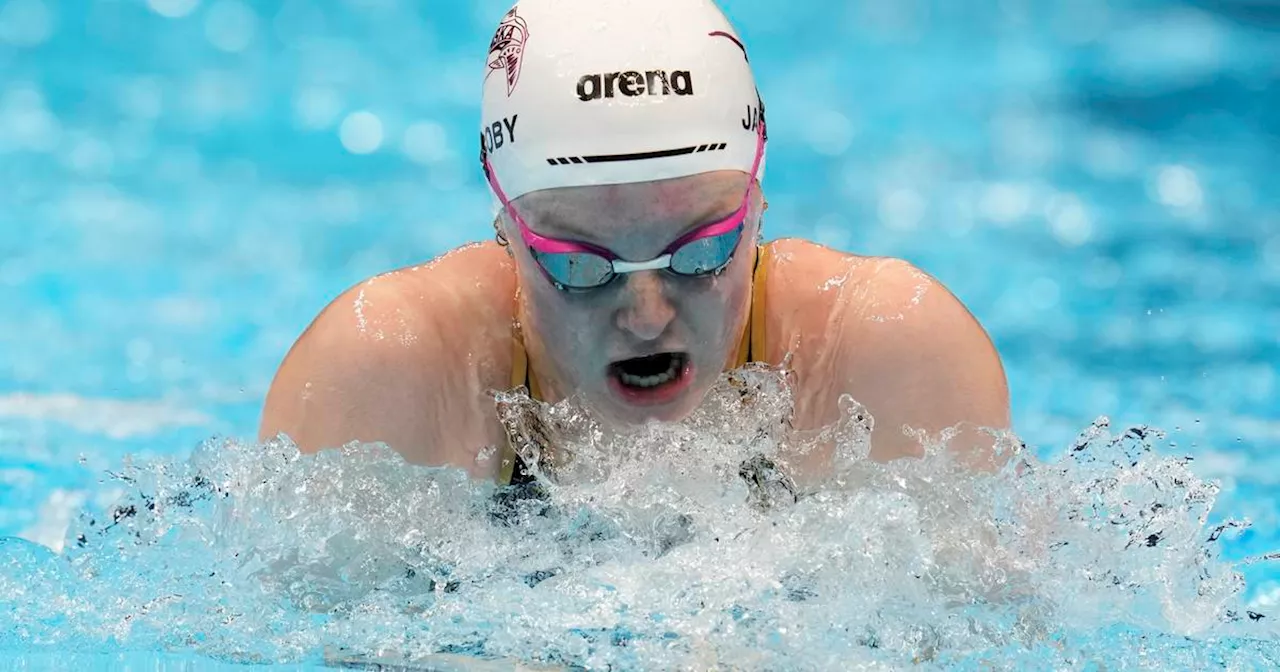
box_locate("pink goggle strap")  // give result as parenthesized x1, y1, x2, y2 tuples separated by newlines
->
(484, 120, 766, 259)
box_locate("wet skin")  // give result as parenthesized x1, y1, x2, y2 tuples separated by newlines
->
(259, 172, 1010, 481)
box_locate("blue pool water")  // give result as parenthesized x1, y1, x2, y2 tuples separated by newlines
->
(2, 0, 1278, 669)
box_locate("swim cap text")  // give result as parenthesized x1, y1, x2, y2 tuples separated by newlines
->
(576, 70, 694, 101)
(482, 114, 518, 155)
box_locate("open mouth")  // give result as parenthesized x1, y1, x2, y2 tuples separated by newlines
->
(609, 352, 689, 391)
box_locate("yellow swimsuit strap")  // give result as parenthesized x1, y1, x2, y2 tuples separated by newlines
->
(501, 244, 770, 485)
(738, 243, 770, 369)
(502, 321, 537, 485)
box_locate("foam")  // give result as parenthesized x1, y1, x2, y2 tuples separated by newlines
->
(0, 367, 1275, 668)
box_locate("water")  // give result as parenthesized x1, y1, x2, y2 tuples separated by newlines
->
(2, 368, 1278, 669)
(2, 0, 1278, 669)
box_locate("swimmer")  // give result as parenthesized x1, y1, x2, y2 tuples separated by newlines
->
(258, 0, 1010, 485)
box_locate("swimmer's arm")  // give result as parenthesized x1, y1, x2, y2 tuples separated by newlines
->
(257, 292, 446, 463)
(257, 244, 516, 477)
(836, 262, 1011, 466)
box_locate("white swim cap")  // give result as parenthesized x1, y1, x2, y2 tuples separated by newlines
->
(480, 0, 767, 201)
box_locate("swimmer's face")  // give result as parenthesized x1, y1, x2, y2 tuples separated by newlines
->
(504, 171, 762, 426)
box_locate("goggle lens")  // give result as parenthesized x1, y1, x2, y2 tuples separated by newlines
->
(669, 224, 743, 276)
(530, 250, 616, 289)
(530, 223, 744, 290)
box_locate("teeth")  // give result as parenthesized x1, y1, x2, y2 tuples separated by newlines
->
(618, 357, 681, 388)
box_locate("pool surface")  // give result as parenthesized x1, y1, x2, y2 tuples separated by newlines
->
(2, 0, 1278, 669)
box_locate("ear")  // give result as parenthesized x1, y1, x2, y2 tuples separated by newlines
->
(753, 181, 768, 213)
(493, 213, 513, 254)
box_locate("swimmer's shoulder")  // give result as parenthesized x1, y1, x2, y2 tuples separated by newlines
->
(762, 237, 914, 292)
(757, 237, 1009, 460)
(755, 238, 936, 360)
(760, 237, 957, 327)
(332, 240, 518, 341)
(282, 240, 518, 382)
(258, 241, 517, 474)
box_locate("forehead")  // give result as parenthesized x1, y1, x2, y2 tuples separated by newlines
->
(512, 170, 750, 238)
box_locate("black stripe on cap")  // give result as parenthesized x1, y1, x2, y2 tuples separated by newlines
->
(545, 143, 728, 165)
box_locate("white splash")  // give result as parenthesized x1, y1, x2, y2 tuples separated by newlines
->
(0, 368, 1274, 669)
(819, 274, 848, 292)
(818, 258, 933, 322)
(864, 260, 931, 323)
(352, 286, 369, 335)
(395, 307, 418, 346)
(350, 277, 419, 345)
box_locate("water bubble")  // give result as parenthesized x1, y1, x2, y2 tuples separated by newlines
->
(65, 136, 114, 176)
(878, 187, 926, 230)
(118, 77, 164, 120)
(1046, 193, 1093, 246)
(978, 182, 1032, 224)
(126, 339, 154, 365)
(204, 0, 257, 53)
(1153, 164, 1204, 214)
(803, 108, 856, 157)
(1, 85, 60, 153)
(339, 110, 383, 154)
(293, 86, 343, 130)
(402, 121, 450, 164)
(1026, 277, 1061, 311)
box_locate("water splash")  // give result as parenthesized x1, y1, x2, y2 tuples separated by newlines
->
(1, 366, 1277, 669)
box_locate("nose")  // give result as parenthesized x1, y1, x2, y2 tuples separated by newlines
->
(614, 271, 676, 341)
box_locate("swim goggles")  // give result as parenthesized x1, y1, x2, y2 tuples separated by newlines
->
(483, 123, 766, 291)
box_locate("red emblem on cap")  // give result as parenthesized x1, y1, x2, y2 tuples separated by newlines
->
(487, 8, 529, 96)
